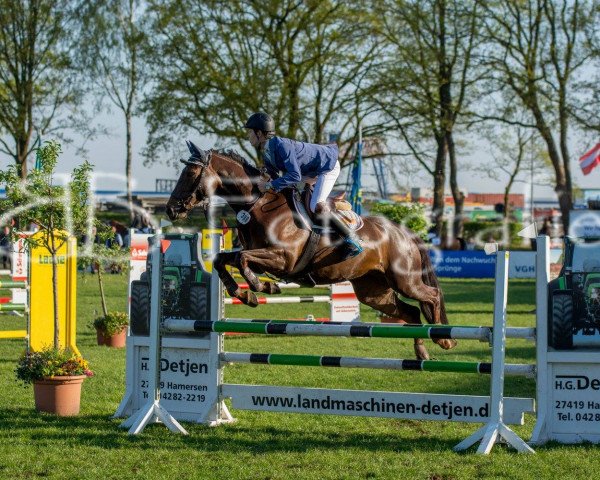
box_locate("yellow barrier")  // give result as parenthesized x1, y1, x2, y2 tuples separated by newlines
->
(202, 228, 233, 272)
(28, 231, 78, 354)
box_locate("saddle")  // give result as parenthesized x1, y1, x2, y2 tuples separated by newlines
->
(280, 185, 363, 285)
(286, 184, 364, 233)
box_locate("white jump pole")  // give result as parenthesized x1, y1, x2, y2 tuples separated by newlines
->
(530, 235, 550, 444)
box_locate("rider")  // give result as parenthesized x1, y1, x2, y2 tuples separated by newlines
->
(244, 112, 363, 259)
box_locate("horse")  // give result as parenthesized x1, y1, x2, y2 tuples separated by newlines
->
(166, 141, 456, 360)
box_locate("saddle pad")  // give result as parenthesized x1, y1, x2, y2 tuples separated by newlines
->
(336, 209, 364, 232)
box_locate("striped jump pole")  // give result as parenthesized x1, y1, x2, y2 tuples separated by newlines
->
(162, 318, 492, 341)
(224, 295, 332, 305)
(0, 303, 27, 312)
(236, 282, 329, 290)
(220, 352, 535, 377)
(220, 317, 535, 342)
(226, 281, 361, 323)
(0, 280, 28, 289)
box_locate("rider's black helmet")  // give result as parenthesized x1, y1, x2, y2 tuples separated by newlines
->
(244, 112, 275, 133)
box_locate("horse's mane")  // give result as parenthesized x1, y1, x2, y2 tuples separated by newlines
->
(214, 149, 261, 177)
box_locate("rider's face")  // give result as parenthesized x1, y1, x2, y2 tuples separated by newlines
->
(247, 129, 264, 148)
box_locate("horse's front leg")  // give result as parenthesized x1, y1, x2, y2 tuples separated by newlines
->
(213, 249, 287, 308)
(236, 248, 288, 300)
(213, 251, 249, 300)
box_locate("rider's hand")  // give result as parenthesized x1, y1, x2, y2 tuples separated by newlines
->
(258, 181, 273, 193)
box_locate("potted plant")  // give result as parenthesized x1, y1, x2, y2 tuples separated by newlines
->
(93, 311, 129, 348)
(0, 141, 94, 415)
(16, 347, 93, 415)
(78, 226, 129, 347)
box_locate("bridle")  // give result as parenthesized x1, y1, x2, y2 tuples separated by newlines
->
(172, 149, 213, 215)
(172, 145, 268, 217)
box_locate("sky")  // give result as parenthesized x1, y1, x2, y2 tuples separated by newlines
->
(1, 110, 598, 202)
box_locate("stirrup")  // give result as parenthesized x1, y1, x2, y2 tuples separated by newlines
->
(342, 237, 363, 258)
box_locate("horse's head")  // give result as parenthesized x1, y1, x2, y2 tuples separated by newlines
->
(166, 141, 219, 220)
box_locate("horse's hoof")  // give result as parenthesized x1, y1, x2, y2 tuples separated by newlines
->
(414, 344, 430, 361)
(228, 287, 242, 298)
(265, 282, 281, 294)
(239, 291, 259, 308)
(435, 339, 457, 350)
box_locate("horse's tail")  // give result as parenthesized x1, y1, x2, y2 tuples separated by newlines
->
(416, 237, 449, 325)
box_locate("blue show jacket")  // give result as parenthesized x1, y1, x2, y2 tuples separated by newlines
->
(263, 136, 338, 191)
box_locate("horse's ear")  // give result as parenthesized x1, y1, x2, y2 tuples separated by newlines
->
(187, 140, 203, 158)
(182, 140, 210, 166)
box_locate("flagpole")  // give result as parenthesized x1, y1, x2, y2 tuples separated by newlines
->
(530, 137, 534, 224)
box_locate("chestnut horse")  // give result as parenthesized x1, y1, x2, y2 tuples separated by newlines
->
(166, 142, 455, 360)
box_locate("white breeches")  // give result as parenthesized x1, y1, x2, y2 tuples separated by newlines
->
(302, 161, 341, 213)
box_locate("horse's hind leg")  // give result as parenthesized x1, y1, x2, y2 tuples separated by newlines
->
(385, 270, 457, 351)
(350, 274, 431, 360)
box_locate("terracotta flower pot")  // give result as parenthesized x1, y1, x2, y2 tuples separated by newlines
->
(33, 375, 87, 416)
(96, 327, 127, 348)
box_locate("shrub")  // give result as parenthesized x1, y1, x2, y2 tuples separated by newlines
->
(92, 311, 129, 336)
(370, 202, 429, 239)
(462, 220, 524, 249)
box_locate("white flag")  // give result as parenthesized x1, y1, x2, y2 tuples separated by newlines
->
(518, 223, 538, 239)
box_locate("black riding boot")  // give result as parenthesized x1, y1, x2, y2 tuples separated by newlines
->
(313, 202, 363, 259)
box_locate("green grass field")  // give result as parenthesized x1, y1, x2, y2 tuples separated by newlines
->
(0, 274, 599, 479)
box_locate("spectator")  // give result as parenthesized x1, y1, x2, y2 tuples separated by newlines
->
(109, 220, 129, 248)
(0, 226, 12, 270)
(131, 212, 153, 234)
(540, 217, 553, 238)
(106, 223, 124, 249)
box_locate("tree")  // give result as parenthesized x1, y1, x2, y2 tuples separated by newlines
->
(0, 141, 92, 348)
(370, 0, 482, 237)
(479, 124, 550, 220)
(74, 0, 148, 221)
(143, 0, 381, 165)
(0, 1, 81, 179)
(477, 0, 598, 233)
(569, 3, 600, 138)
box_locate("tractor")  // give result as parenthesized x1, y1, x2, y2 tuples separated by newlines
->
(549, 236, 600, 349)
(129, 233, 212, 336)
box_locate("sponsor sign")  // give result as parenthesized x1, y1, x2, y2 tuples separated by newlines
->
(430, 251, 495, 278)
(223, 384, 533, 424)
(569, 210, 600, 238)
(130, 340, 220, 422)
(430, 250, 562, 279)
(550, 364, 600, 437)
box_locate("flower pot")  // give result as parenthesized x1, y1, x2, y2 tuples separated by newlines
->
(96, 327, 127, 348)
(33, 375, 87, 416)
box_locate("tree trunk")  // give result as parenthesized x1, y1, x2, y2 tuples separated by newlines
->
(447, 131, 464, 238)
(431, 135, 447, 237)
(556, 183, 572, 235)
(126, 111, 134, 222)
(17, 137, 29, 179)
(531, 103, 572, 233)
(50, 233, 60, 349)
(97, 260, 108, 317)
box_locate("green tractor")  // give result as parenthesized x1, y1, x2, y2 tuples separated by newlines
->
(129, 233, 212, 336)
(549, 236, 600, 349)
